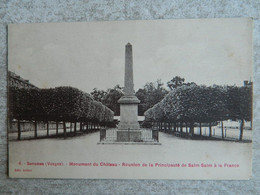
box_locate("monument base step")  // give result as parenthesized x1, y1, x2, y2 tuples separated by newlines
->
(99, 128, 160, 144)
(98, 141, 161, 145)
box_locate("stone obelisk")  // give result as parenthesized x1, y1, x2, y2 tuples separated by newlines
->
(117, 43, 141, 142)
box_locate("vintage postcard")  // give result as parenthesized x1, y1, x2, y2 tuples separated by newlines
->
(8, 18, 253, 179)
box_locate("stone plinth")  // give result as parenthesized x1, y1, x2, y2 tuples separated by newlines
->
(117, 130, 142, 142)
(118, 95, 140, 130)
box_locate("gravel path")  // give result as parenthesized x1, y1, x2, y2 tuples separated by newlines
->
(9, 131, 252, 179)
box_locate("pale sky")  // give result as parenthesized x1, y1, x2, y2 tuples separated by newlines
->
(8, 18, 253, 93)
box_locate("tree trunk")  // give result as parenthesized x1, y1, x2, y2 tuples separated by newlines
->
(80, 122, 82, 131)
(185, 123, 188, 133)
(56, 122, 59, 135)
(180, 122, 183, 133)
(209, 122, 212, 137)
(18, 119, 21, 140)
(199, 122, 202, 136)
(34, 120, 37, 138)
(173, 122, 176, 132)
(162, 122, 164, 132)
(239, 119, 244, 141)
(47, 121, 49, 137)
(221, 121, 224, 139)
(74, 122, 77, 133)
(63, 121, 66, 135)
(161, 122, 164, 132)
(190, 123, 194, 135)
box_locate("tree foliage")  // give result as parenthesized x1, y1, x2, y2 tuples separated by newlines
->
(167, 76, 185, 90)
(167, 76, 196, 90)
(9, 86, 114, 123)
(90, 88, 107, 102)
(226, 85, 252, 121)
(91, 85, 123, 116)
(145, 84, 252, 125)
(102, 85, 123, 116)
(136, 79, 168, 115)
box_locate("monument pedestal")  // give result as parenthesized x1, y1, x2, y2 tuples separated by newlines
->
(118, 95, 140, 130)
(117, 95, 140, 142)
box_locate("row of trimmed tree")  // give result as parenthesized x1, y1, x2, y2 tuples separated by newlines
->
(144, 84, 252, 141)
(9, 86, 114, 139)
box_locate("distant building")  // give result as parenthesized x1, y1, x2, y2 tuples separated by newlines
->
(8, 71, 38, 89)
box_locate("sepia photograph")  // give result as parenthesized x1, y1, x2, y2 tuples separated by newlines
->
(8, 18, 253, 179)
